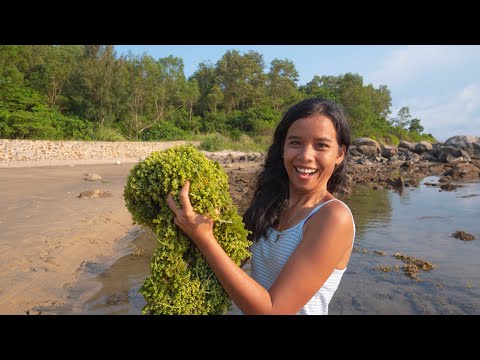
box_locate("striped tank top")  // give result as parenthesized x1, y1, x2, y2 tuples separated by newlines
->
(250, 199, 355, 315)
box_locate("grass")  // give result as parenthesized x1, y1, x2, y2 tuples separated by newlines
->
(192, 132, 270, 153)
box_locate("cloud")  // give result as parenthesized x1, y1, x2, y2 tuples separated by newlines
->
(402, 84, 480, 142)
(368, 45, 480, 88)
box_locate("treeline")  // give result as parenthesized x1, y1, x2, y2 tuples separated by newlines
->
(0, 45, 434, 148)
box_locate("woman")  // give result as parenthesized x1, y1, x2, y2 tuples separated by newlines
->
(166, 98, 355, 315)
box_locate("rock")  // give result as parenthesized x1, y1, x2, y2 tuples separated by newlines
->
(356, 158, 373, 166)
(78, 189, 113, 198)
(116, 160, 121, 165)
(440, 183, 457, 191)
(399, 140, 416, 152)
(415, 141, 433, 154)
(451, 230, 476, 241)
(348, 146, 363, 157)
(444, 135, 480, 158)
(106, 292, 129, 305)
(358, 144, 379, 157)
(444, 163, 480, 180)
(83, 173, 102, 181)
(353, 137, 380, 150)
(438, 176, 452, 183)
(381, 145, 398, 158)
(391, 176, 404, 188)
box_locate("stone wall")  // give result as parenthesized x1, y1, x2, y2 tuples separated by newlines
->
(0, 139, 199, 164)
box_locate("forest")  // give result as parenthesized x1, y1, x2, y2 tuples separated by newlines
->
(0, 45, 435, 152)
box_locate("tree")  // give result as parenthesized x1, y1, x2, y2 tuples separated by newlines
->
(300, 75, 341, 102)
(27, 46, 83, 109)
(266, 59, 299, 112)
(206, 83, 224, 112)
(408, 118, 424, 133)
(182, 78, 200, 122)
(69, 45, 127, 126)
(392, 106, 412, 130)
(216, 50, 267, 112)
(149, 55, 186, 122)
(191, 61, 218, 115)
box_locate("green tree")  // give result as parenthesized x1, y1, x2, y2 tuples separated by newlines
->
(216, 50, 267, 112)
(69, 45, 126, 126)
(0, 45, 26, 85)
(408, 118, 424, 133)
(182, 78, 200, 122)
(206, 83, 224, 112)
(391, 106, 412, 130)
(149, 56, 186, 122)
(267, 59, 299, 112)
(191, 61, 218, 115)
(123, 53, 150, 139)
(27, 46, 83, 108)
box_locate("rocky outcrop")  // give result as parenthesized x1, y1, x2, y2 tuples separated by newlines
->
(444, 135, 480, 159)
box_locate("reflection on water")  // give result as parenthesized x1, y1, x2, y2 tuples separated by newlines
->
(80, 177, 480, 315)
(332, 176, 480, 315)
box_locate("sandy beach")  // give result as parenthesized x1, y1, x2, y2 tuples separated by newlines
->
(0, 156, 260, 315)
(0, 162, 141, 314)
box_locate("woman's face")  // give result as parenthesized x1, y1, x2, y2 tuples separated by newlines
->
(283, 114, 345, 195)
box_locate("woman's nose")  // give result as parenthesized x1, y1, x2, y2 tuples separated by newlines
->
(298, 145, 315, 161)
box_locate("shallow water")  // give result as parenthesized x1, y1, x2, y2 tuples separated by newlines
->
(77, 177, 480, 315)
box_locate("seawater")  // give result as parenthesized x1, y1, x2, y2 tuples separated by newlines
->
(78, 177, 480, 315)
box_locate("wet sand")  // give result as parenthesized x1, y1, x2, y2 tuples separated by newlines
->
(0, 163, 139, 314)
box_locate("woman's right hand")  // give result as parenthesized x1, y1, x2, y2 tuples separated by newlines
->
(166, 181, 215, 247)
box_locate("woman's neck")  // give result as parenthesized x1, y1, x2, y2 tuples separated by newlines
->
(287, 188, 330, 208)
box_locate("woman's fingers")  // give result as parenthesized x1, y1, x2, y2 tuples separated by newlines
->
(166, 192, 179, 216)
(166, 181, 193, 217)
(179, 181, 194, 213)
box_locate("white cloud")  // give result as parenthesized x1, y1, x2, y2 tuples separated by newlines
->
(404, 84, 480, 142)
(368, 45, 480, 89)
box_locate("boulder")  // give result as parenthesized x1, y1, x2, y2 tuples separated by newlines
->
(381, 145, 398, 159)
(415, 141, 433, 154)
(357, 144, 379, 157)
(399, 140, 416, 152)
(444, 135, 480, 158)
(352, 138, 381, 154)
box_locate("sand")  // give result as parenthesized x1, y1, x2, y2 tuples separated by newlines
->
(0, 161, 141, 314)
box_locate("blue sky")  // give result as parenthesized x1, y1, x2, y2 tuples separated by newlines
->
(116, 45, 480, 142)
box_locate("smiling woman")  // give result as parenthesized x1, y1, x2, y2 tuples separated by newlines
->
(168, 98, 356, 315)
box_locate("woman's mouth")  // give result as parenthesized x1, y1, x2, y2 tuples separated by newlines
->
(295, 167, 318, 180)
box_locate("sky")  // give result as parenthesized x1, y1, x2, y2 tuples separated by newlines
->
(115, 45, 480, 142)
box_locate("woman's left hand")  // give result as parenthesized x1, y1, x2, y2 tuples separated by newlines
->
(166, 181, 215, 246)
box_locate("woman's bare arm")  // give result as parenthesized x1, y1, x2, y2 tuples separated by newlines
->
(166, 181, 353, 314)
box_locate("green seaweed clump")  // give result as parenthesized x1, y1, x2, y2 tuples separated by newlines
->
(124, 145, 252, 314)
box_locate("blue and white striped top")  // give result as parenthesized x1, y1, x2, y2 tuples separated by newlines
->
(250, 199, 355, 315)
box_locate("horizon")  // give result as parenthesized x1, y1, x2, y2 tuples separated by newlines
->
(116, 45, 480, 142)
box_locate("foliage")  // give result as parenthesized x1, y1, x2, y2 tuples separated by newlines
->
(0, 45, 434, 145)
(141, 121, 186, 141)
(199, 134, 227, 152)
(123, 145, 252, 314)
(87, 125, 126, 142)
(201, 111, 228, 133)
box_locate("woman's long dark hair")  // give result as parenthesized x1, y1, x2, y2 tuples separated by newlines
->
(243, 98, 351, 242)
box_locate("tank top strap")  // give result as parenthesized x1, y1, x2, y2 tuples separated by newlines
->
(301, 198, 356, 245)
(302, 199, 339, 224)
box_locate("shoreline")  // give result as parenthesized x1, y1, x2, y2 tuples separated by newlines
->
(1, 150, 479, 314)
(0, 163, 138, 314)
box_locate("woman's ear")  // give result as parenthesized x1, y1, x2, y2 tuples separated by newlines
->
(336, 145, 346, 165)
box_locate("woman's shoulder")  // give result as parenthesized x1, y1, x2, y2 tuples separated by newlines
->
(308, 198, 354, 228)
(303, 198, 355, 247)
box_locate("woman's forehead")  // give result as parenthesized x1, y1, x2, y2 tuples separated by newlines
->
(287, 115, 337, 136)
